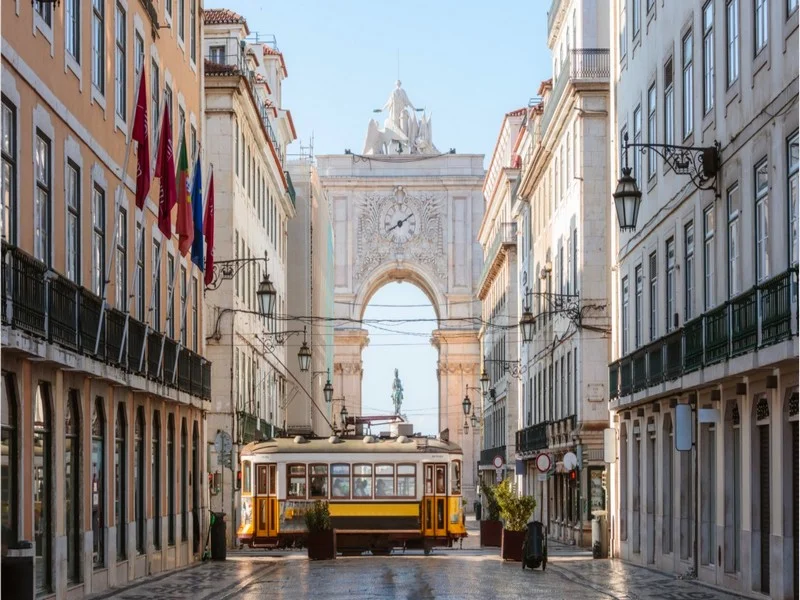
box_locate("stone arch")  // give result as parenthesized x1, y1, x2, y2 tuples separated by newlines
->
(353, 262, 446, 323)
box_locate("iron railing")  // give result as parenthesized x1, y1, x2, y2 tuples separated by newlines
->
(1, 242, 212, 400)
(760, 270, 793, 346)
(479, 445, 507, 467)
(516, 422, 549, 454)
(683, 317, 704, 373)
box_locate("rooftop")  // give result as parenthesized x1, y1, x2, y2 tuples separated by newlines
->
(203, 8, 250, 33)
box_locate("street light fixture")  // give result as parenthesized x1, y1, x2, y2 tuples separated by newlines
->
(519, 305, 536, 343)
(297, 327, 312, 372)
(323, 371, 334, 404)
(479, 368, 490, 396)
(462, 387, 472, 416)
(340, 406, 349, 433)
(257, 273, 277, 318)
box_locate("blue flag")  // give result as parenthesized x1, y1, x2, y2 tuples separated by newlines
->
(190, 157, 204, 270)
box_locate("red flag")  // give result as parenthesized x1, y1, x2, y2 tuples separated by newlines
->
(155, 108, 176, 238)
(132, 69, 150, 209)
(175, 134, 193, 255)
(203, 172, 215, 287)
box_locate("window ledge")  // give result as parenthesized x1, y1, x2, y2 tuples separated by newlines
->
(33, 14, 55, 57)
(115, 114, 128, 138)
(91, 86, 107, 113)
(65, 54, 82, 90)
(752, 48, 770, 82)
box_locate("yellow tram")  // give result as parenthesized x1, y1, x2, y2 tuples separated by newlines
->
(237, 433, 467, 553)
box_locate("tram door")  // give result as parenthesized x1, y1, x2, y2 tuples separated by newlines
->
(255, 464, 278, 538)
(423, 463, 448, 538)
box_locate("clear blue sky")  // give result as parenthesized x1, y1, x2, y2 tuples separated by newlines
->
(206, 1, 551, 435)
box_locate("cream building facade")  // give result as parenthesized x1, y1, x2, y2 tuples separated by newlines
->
(607, 1, 798, 597)
(1, 1, 210, 598)
(202, 9, 297, 546)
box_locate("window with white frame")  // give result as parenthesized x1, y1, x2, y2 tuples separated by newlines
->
(66, 162, 80, 283)
(192, 277, 198, 350)
(566, 232, 573, 295)
(649, 252, 658, 340)
(685, 221, 695, 320)
(166, 0, 172, 18)
(92, 0, 105, 93)
(633, 104, 642, 184)
(664, 58, 675, 147)
(566, 135, 571, 184)
(572, 227, 578, 293)
(136, 223, 145, 319)
(66, 0, 80, 62)
(647, 84, 657, 179)
(152, 241, 161, 329)
(34, 131, 51, 265)
(180, 266, 187, 346)
(632, 0, 640, 38)
(621, 276, 630, 355)
(702, 2, 714, 115)
(151, 60, 160, 148)
(135, 32, 144, 75)
(755, 159, 769, 282)
(92, 185, 105, 296)
(635, 265, 643, 348)
(682, 31, 693, 139)
(755, 0, 768, 54)
(115, 208, 126, 309)
(177, 0, 185, 41)
(647, 0, 655, 12)
(666, 238, 676, 331)
(790, 0, 799, 17)
(115, 3, 127, 120)
(703, 207, 715, 309)
(2, 98, 17, 245)
(788, 133, 798, 265)
(35, 1, 52, 26)
(726, 0, 739, 86)
(166, 254, 175, 339)
(727, 184, 741, 296)
(190, 0, 197, 62)
(620, 1, 627, 59)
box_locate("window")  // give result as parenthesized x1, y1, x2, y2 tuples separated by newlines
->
(234, 120, 239, 176)
(210, 45, 225, 64)
(666, 238, 676, 331)
(135, 31, 144, 74)
(619, 0, 628, 59)
(33, 384, 52, 594)
(152, 241, 161, 328)
(288, 464, 307, 498)
(755, 0, 768, 54)
(152, 411, 161, 549)
(192, 277, 198, 350)
(621, 276, 630, 355)
(331, 464, 350, 498)
(35, 1, 52, 26)
(1, 374, 18, 548)
(727, 184, 741, 296)
(115, 403, 127, 560)
(65, 392, 81, 582)
(166, 0, 172, 17)
(190, 0, 197, 62)
(790, 0, 799, 17)
(177, 0, 185, 41)
(727, 0, 740, 85)
(115, 208, 126, 308)
(91, 186, 105, 296)
(451, 461, 462, 495)
(165, 85, 173, 129)
(190, 125, 197, 163)
(685, 221, 695, 320)
(151, 60, 160, 148)
(635, 265, 643, 348)
(647, 85, 657, 179)
(664, 58, 675, 147)
(180, 266, 187, 345)
(309, 465, 328, 498)
(704, 207, 716, 309)
(92, 398, 105, 568)
(115, 4, 127, 120)
(167, 414, 175, 546)
(66, 0, 80, 61)
(755, 159, 769, 282)
(572, 228, 578, 293)
(632, 0, 640, 37)
(135, 222, 144, 318)
(702, 2, 714, 115)
(167, 254, 175, 338)
(682, 31, 693, 138)
(353, 464, 372, 498)
(788, 133, 798, 265)
(66, 162, 81, 283)
(375, 465, 395, 497)
(633, 105, 642, 183)
(181, 419, 187, 541)
(178, 106, 186, 136)
(34, 131, 51, 264)
(1, 98, 17, 244)
(134, 408, 145, 555)
(92, 0, 105, 93)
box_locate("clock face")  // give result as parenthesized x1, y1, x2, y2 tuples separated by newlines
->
(383, 202, 417, 243)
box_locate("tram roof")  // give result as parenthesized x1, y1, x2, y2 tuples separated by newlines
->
(241, 435, 463, 456)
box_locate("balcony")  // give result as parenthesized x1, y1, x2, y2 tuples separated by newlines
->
(479, 445, 506, 467)
(1, 243, 212, 401)
(609, 267, 798, 400)
(478, 222, 517, 294)
(540, 49, 610, 136)
(284, 170, 296, 207)
(516, 423, 548, 454)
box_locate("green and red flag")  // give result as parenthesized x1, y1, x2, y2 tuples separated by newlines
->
(175, 134, 193, 256)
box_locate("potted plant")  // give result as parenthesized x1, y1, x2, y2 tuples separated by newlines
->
(304, 501, 336, 560)
(495, 479, 536, 562)
(479, 483, 503, 548)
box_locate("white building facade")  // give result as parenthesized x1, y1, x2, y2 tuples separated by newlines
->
(514, 0, 612, 547)
(607, 1, 798, 597)
(202, 9, 297, 546)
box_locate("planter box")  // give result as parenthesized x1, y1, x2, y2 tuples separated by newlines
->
(307, 530, 336, 560)
(480, 519, 502, 548)
(501, 529, 525, 561)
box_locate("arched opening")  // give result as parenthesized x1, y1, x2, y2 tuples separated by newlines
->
(661, 412, 673, 555)
(723, 399, 741, 573)
(751, 393, 771, 594)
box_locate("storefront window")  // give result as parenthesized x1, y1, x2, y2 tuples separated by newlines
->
(1, 373, 18, 546)
(152, 411, 161, 549)
(66, 391, 81, 582)
(92, 398, 105, 568)
(115, 403, 126, 560)
(34, 384, 52, 593)
(135, 407, 145, 554)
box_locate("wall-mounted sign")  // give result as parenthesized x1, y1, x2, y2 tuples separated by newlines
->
(535, 453, 551, 473)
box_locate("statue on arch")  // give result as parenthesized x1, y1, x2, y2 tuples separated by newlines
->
(362, 81, 437, 155)
(391, 368, 404, 415)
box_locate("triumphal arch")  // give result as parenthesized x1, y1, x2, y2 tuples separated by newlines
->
(316, 82, 485, 502)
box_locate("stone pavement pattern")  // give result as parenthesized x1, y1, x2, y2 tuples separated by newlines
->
(89, 551, 752, 600)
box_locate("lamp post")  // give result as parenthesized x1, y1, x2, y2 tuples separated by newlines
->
(297, 327, 312, 372)
(340, 406, 349, 434)
(613, 132, 720, 230)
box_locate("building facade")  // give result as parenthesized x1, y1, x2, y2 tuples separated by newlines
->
(286, 155, 335, 437)
(477, 110, 524, 491)
(607, 1, 798, 597)
(513, 0, 612, 547)
(1, 1, 210, 598)
(202, 8, 297, 547)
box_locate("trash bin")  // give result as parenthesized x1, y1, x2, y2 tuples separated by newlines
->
(473, 501, 482, 521)
(210, 512, 227, 561)
(2, 539, 34, 600)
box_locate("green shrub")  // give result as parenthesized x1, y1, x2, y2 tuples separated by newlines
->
(304, 500, 331, 532)
(482, 483, 502, 521)
(494, 479, 536, 531)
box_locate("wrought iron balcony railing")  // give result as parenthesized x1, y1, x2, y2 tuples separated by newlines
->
(479, 445, 507, 467)
(516, 423, 549, 454)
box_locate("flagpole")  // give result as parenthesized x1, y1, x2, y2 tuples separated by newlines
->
(94, 64, 146, 357)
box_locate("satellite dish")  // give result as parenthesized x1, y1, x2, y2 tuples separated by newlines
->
(563, 451, 578, 471)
